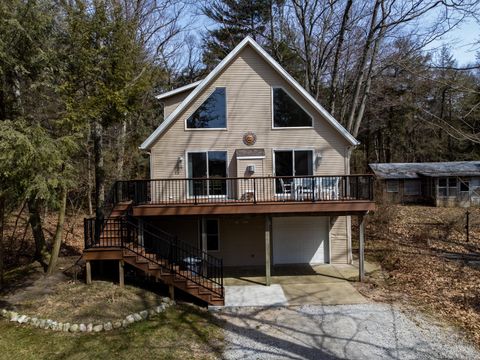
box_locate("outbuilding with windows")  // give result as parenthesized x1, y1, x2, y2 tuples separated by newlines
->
(369, 161, 480, 207)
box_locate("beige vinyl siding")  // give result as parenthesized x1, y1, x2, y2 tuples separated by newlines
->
(329, 216, 349, 263)
(163, 91, 192, 119)
(217, 216, 265, 266)
(150, 44, 351, 263)
(150, 45, 350, 180)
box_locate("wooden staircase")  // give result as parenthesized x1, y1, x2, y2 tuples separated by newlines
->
(83, 203, 224, 306)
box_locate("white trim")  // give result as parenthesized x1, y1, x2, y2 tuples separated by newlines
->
(155, 81, 202, 100)
(271, 86, 314, 129)
(236, 156, 266, 160)
(140, 36, 358, 150)
(184, 87, 228, 131)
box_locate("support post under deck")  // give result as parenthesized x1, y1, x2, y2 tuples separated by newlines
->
(119, 260, 124, 288)
(358, 214, 365, 282)
(86, 261, 92, 285)
(265, 215, 272, 286)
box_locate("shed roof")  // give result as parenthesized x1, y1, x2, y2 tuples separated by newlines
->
(369, 161, 480, 179)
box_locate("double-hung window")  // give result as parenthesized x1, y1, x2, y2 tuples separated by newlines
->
(438, 177, 458, 197)
(187, 151, 227, 196)
(186, 87, 226, 129)
(274, 150, 313, 194)
(272, 88, 313, 128)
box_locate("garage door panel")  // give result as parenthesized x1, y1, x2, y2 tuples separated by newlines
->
(273, 217, 329, 265)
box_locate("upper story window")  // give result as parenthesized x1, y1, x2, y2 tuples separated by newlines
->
(273, 87, 313, 128)
(186, 87, 226, 129)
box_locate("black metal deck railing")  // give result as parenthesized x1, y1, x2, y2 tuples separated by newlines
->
(84, 216, 224, 298)
(110, 174, 374, 206)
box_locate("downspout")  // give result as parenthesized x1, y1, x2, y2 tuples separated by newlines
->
(345, 145, 355, 263)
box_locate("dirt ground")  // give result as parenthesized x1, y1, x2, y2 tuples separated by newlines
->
(0, 258, 164, 323)
(355, 205, 480, 346)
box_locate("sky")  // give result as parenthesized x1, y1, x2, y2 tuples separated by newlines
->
(429, 18, 480, 66)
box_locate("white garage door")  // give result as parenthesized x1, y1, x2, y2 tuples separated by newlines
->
(273, 216, 329, 264)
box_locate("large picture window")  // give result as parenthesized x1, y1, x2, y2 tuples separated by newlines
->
(187, 151, 227, 196)
(274, 150, 313, 193)
(438, 177, 458, 197)
(186, 88, 226, 129)
(273, 88, 313, 128)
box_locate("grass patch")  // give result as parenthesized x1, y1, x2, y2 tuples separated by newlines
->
(15, 281, 164, 323)
(0, 304, 224, 360)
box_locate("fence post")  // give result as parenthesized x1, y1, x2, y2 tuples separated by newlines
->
(466, 210, 470, 243)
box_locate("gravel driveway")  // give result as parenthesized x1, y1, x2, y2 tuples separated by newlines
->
(213, 303, 478, 359)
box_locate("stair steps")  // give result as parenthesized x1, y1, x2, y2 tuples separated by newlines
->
(88, 202, 224, 306)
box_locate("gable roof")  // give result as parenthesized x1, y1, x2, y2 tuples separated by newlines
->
(369, 161, 480, 179)
(140, 36, 359, 150)
(155, 80, 202, 100)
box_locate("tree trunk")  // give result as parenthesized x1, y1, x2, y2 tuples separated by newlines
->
(346, 0, 381, 133)
(329, 0, 352, 116)
(27, 198, 49, 270)
(93, 120, 105, 220)
(116, 119, 127, 179)
(46, 186, 67, 276)
(0, 196, 5, 288)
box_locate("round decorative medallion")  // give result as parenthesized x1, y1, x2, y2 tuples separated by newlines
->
(243, 132, 257, 146)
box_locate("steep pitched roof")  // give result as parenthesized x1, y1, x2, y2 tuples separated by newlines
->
(140, 36, 359, 150)
(155, 80, 202, 100)
(369, 161, 480, 179)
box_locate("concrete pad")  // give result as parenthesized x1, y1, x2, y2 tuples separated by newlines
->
(225, 284, 289, 307)
(282, 282, 368, 305)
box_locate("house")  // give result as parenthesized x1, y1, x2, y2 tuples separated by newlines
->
(82, 37, 375, 306)
(369, 161, 480, 207)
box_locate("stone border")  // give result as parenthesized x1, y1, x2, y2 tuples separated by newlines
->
(0, 297, 174, 333)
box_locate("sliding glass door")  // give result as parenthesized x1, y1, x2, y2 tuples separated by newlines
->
(274, 150, 313, 194)
(187, 151, 227, 196)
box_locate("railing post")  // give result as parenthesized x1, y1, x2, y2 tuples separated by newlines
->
(253, 178, 257, 204)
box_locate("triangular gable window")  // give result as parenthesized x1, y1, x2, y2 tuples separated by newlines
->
(186, 87, 226, 128)
(273, 87, 312, 127)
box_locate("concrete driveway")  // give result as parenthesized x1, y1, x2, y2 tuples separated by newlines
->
(213, 303, 479, 359)
(224, 264, 372, 307)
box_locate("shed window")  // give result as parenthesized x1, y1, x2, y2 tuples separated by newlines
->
(186, 87, 226, 128)
(386, 180, 399, 193)
(273, 88, 313, 127)
(404, 180, 421, 195)
(438, 177, 459, 197)
(460, 180, 470, 192)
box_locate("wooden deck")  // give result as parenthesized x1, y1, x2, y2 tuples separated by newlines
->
(132, 199, 375, 216)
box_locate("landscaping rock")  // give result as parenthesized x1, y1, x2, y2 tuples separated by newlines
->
(148, 309, 156, 317)
(162, 297, 170, 304)
(79, 324, 87, 332)
(93, 324, 103, 332)
(87, 323, 93, 332)
(1, 309, 7, 317)
(140, 310, 148, 319)
(39, 319, 46, 328)
(126, 315, 135, 324)
(63, 323, 70, 332)
(50, 321, 57, 330)
(57, 323, 63, 331)
(113, 321, 122, 329)
(155, 305, 165, 313)
(17, 315, 27, 323)
(9, 312, 19, 322)
(133, 313, 142, 322)
(69, 324, 79, 333)
(104, 322, 113, 331)
(45, 320, 53, 329)
(122, 319, 128, 327)
(31, 318, 38, 327)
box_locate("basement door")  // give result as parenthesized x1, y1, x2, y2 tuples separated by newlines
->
(272, 216, 329, 264)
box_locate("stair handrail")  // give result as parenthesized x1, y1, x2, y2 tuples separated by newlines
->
(121, 217, 224, 298)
